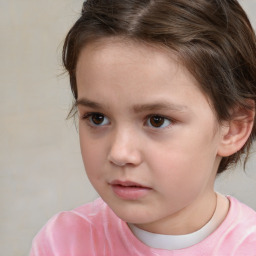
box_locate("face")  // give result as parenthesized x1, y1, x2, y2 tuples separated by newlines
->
(76, 38, 225, 234)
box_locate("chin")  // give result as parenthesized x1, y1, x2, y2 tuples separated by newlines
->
(109, 203, 156, 225)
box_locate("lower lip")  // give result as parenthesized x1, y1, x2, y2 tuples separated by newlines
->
(111, 185, 151, 200)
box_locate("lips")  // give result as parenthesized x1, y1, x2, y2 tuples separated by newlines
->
(109, 180, 152, 200)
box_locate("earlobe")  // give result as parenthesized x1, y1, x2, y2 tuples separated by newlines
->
(217, 105, 255, 157)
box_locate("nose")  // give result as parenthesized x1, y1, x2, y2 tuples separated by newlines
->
(108, 128, 142, 167)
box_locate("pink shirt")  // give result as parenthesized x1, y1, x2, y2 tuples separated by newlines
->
(30, 196, 256, 256)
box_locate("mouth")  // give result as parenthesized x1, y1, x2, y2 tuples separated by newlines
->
(109, 180, 152, 200)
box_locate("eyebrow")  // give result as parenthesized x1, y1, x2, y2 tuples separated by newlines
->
(75, 98, 104, 110)
(133, 102, 188, 113)
(76, 98, 188, 113)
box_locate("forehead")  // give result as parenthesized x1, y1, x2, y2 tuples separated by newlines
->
(76, 37, 214, 115)
(76, 37, 198, 89)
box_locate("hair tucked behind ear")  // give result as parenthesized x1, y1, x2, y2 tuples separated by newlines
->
(63, 0, 256, 173)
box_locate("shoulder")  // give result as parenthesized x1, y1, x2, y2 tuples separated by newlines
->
(30, 198, 115, 256)
(227, 196, 256, 225)
(215, 196, 256, 255)
(47, 197, 109, 232)
(184, 196, 256, 256)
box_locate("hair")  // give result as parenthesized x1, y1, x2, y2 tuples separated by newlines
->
(62, 0, 256, 173)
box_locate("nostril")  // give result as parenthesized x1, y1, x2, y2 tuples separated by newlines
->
(111, 160, 126, 167)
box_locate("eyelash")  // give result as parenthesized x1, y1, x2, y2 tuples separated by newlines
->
(81, 112, 110, 127)
(145, 114, 173, 129)
(80, 112, 174, 129)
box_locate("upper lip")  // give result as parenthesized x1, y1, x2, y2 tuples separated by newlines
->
(109, 180, 150, 188)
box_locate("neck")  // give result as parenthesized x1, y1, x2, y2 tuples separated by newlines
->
(135, 191, 218, 235)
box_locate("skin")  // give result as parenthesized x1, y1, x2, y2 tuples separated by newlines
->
(75, 38, 230, 235)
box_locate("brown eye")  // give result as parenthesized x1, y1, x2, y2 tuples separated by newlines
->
(149, 116, 164, 127)
(89, 113, 109, 126)
(147, 115, 171, 128)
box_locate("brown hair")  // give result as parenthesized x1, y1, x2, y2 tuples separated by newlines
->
(62, 0, 256, 173)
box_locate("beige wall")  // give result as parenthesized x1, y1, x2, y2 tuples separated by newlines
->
(1, 1, 255, 255)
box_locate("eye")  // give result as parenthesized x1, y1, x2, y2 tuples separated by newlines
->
(146, 115, 171, 128)
(84, 113, 110, 126)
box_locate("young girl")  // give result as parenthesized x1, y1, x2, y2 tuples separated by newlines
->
(30, 0, 256, 255)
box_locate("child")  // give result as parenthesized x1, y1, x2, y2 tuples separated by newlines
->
(30, 0, 256, 255)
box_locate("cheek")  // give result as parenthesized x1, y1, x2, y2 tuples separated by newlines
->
(79, 131, 104, 175)
(148, 137, 216, 189)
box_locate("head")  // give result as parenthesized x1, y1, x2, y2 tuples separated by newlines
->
(62, 0, 256, 233)
(63, 0, 256, 174)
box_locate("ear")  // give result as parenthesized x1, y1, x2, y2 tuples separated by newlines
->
(217, 103, 255, 157)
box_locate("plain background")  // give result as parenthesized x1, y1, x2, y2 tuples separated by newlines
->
(1, 0, 255, 255)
